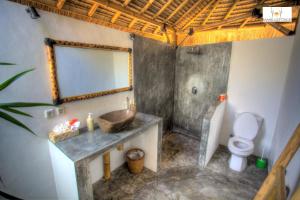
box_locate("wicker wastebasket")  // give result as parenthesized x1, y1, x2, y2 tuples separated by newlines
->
(126, 148, 145, 174)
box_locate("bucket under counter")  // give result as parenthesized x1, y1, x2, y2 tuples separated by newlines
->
(48, 112, 163, 200)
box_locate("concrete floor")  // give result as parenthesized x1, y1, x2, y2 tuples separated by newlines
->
(93, 132, 267, 200)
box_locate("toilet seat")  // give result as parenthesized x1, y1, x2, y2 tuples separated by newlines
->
(233, 113, 259, 140)
(228, 137, 254, 156)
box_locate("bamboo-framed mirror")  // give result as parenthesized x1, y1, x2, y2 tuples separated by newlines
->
(45, 38, 133, 105)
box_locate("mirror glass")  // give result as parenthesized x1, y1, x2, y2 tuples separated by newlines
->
(54, 46, 130, 99)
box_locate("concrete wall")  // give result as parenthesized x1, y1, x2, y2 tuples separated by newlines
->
(173, 44, 231, 138)
(0, 1, 133, 199)
(221, 37, 294, 156)
(133, 36, 176, 130)
(268, 21, 300, 198)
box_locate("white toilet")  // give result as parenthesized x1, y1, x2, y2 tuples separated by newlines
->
(228, 112, 261, 172)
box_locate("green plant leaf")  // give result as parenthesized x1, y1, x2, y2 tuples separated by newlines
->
(0, 102, 54, 108)
(0, 69, 34, 91)
(0, 111, 35, 135)
(0, 62, 15, 65)
(0, 107, 33, 117)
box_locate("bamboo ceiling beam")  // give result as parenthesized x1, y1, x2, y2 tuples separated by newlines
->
(166, 0, 189, 21)
(236, 0, 271, 29)
(153, 0, 173, 19)
(154, 26, 160, 34)
(164, 32, 170, 44)
(88, 3, 99, 17)
(123, 0, 132, 6)
(111, 12, 121, 23)
(56, 0, 65, 10)
(202, 0, 221, 25)
(224, 0, 239, 20)
(218, 0, 239, 29)
(141, 23, 149, 32)
(190, 13, 253, 32)
(92, 0, 164, 27)
(181, 0, 215, 30)
(239, 17, 250, 28)
(266, 22, 295, 35)
(9, 0, 164, 42)
(128, 18, 137, 28)
(175, 0, 205, 27)
(140, 0, 155, 14)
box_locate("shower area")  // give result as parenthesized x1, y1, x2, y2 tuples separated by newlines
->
(133, 36, 231, 167)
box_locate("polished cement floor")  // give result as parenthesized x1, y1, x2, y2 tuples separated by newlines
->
(93, 132, 267, 200)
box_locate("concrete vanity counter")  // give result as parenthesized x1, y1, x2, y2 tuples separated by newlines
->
(48, 112, 163, 200)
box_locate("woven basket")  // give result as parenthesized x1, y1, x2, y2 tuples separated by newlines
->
(126, 148, 145, 174)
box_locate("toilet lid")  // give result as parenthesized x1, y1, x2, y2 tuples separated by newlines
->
(233, 113, 259, 140)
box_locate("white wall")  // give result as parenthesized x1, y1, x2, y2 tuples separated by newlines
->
(220, 37, 294, 156)
(204, 101, 226, 166)
(0, 1, 133, 199)
(268, 20, 300, 198)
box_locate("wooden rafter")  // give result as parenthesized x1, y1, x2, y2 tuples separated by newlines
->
(177, 22, 296, 46)
(218, 0, 239, 29)
(141, 23, 149, 32)
(236, 0, 271, 29)
(175, 0, 205, 27)
(193, 13, 253, 32)
(9, 0, 164, 41)
(123, 0, 132, 7)
(9, 0, 299, 46)
(93, 0, 164, 27)
(181, 0, 215, 30)
(154, 26, 160, 34)
(267, 22, 295, 35)
(167, 0, 189, 21)
(111, 12, 121, 23)
(224, 0, 239, 20)
(88, 3, 99, 17)
(56, 0, 65, 10)
(202, 0, 221, 25)
(140, 0, 155, 14)
(239, 18, 250, 28)
(164, 31, 170, 43)
(153, 0, 173, 19)
(128, 18, 137, 28)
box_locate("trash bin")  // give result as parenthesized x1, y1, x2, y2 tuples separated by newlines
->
(126, 148, 145, 174)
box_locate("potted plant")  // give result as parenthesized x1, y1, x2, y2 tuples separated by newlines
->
(0, 62, 54, 199)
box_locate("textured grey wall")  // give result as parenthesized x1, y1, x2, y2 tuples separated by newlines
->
(133, 36, 176, 130)
(173, 43, 232, 138)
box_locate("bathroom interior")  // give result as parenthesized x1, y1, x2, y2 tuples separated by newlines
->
(1, 0, 300, 200)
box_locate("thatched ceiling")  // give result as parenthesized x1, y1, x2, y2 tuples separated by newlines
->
(9, 0, 300, 45)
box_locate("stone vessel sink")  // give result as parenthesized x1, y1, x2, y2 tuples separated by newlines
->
(97, 109, 136, 133)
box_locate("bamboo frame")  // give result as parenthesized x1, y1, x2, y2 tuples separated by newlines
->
(44, 38, 133, 105)
(56, 0, 65, 10)
(254, 123, 300, 200)
(103, 151, 111, 180)
(88, 3, 99, 17)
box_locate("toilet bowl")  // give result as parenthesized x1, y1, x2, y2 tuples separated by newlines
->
(228, 112, 261, 172)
